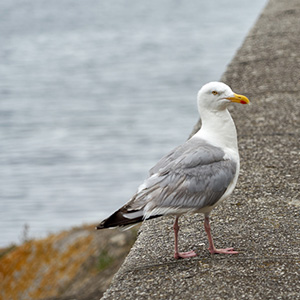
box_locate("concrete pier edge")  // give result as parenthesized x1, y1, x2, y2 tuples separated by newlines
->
(101, 0, 300, 298)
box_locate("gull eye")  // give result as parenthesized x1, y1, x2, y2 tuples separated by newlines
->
(212, 91, 218, 95)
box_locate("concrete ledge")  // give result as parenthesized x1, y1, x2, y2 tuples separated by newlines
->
(102, 0, 300, 298)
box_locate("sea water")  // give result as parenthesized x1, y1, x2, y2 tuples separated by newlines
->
(0, 0, 266, 246)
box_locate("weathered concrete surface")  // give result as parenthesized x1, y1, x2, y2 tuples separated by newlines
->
(101, 0, 300, 299)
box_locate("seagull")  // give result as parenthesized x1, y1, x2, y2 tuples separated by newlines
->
(96, 82, 249, 259)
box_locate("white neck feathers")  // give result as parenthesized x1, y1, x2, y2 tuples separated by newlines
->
(194, 109, 238, 151)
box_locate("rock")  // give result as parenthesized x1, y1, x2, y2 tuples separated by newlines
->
(0, 224, 139, 300)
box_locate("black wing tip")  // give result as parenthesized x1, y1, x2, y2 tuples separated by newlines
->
(95, 224, 105, 230)
(95, 218, 112, 230)
(95, 210, 144, 230)
(95, 209, 163, 231)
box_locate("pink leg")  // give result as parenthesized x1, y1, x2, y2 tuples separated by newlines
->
(173, 216, 197, 259)
(204, 216, 238, 254)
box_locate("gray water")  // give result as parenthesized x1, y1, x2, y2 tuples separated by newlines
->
(0, 0, 266, 247)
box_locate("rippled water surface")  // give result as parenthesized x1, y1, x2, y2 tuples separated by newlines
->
(0, 0, 266, 246)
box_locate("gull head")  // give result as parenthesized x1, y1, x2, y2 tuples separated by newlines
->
(197, 82, 249, 112)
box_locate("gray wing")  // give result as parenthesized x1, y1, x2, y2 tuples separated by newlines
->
(126, 138, 237, 214)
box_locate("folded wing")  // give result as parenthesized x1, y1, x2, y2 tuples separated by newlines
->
(97, 138, 237, 228)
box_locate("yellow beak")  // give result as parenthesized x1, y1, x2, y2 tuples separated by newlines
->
(226, 93, 250, 105)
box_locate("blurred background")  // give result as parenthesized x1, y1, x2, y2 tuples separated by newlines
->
(0, 0, 266, 247)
